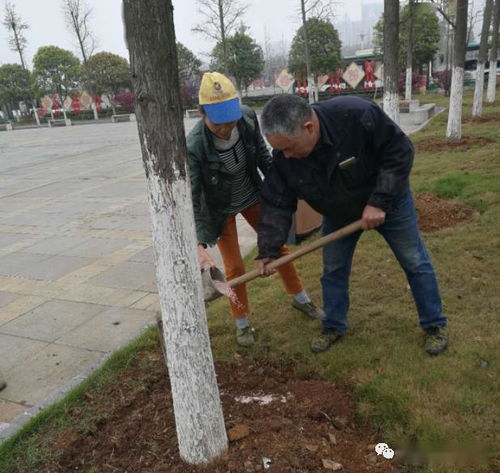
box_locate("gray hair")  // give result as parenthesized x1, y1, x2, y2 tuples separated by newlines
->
(261, 94, 313, 137)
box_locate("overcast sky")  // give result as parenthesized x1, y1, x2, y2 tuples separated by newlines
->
(0, 0, 372, 67)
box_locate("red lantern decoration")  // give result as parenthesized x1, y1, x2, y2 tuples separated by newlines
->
(364, 60, 376, 90)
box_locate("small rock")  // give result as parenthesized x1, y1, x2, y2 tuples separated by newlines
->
(322, 459, 343, 470)
(479, 360, 490, 368)
(328, 433, 337, 445)
(228, 424, 250, 441)
(305, 444, 319, 453)
(244, 460, 254, 472)
(331, 417, 347, 430)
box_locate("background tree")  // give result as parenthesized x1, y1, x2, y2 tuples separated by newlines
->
(211, 26, 264, 93)
(2, 2, 29, 69)
(32, 46, 81, 100)
(262, 31, 289, 90)
(192, 0, 248, 72)
(177, 42, 202, 108)
(486, 0, 500, 103)
(83, 52, 131, 94)
(383, 0, 400, 124)
(288, 17, 341, 88)
(123, 0, 228, 464)
(374, 3, 440, 73)
(0, 64, 31, 118)
(404, 0, 415, 101)
(472, 0, 493, 116)
(446, 0, 468, 139)
(62, 0, 96, 64)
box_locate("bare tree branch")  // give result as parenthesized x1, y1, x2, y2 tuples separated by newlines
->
(62, 0, 97, 63)
(2, 2, 29, 69)
(429, 0, 456, 28)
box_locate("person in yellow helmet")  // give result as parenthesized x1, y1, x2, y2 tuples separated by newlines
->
(186, 72, 324, 347)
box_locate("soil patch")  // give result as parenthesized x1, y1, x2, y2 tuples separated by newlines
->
(21, 355, 397, 473)
(484, 100, 500, 107)
(415, 192, 475, 232)
(415, 135, 495, 152)
(465, 113, 500, 123)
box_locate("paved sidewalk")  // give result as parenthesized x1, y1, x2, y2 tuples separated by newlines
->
(0, 111, 427, 440)
(0, 118, 256, 439)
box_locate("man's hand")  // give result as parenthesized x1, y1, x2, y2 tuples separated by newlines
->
(361, 205, 386, 230)
(197, 244, 216, 269)
(257, 257, 276, 277)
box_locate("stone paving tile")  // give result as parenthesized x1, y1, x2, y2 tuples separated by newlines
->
(0, 252, 48, 277)
(87, 260, 156, 290)
(128, 246, 154, 263)
(0, 300, 107, 343)
(0, 333, 49, 370)
(0, 400, 25, 424)
(0, 292, 20, 308)
(1, 343, 104, 406)
(0, 295, 48, 325)
(57, 307, 155, 352)
(13, 254, 95, 281)
(0, 233, 28, 248)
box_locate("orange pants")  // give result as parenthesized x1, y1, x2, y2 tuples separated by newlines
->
(216, 203, 303, 318)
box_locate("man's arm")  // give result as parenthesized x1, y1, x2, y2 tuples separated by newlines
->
(362, 104, 414, 213)
(257, 160, 297, 261)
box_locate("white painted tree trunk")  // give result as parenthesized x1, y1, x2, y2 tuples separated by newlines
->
(486, 63, 498, 103)
(92, 102, 99, 120)
(123, 0, 228, 465)
(446, 67, 464, 139)
(405, 66, 412, 101)
(472, 63, 486, 116)
(144, 159, 228, 463)
(384, 86, 400, 124)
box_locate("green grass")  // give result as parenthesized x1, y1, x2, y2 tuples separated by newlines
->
(1, 91, 499, 473)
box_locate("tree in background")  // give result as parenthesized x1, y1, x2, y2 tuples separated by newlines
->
(0, 64, 31, 118)
(177, 42, 202, 108)
(288, 17, 341, 92)
(486, 0, 500, 103)
(84, 52, 131, 94)
(32, 46, 81, 100)
(374, 3, 440, 74)
(446, 0, 468, 139)
(123, 0, 228, 463)
(192, 0, 248, 72)
(211, 26, 264, 93)
(472, 0, 493, 116)
(2, 2, 29, 70)
(383, 0, 400, 123)
(263, 30, 289, 89)
(62, 0, 96, 64)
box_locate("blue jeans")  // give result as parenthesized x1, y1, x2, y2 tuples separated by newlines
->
(321, 192, 447, 334)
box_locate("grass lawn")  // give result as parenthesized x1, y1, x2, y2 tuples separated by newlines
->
(1, 91, 499, 473)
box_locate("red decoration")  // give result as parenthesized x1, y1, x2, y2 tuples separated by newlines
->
(328, 69, 343, 95)
(364, 60, 376, 90)
(71, 96, 81, 114)
(93, 95, 102, 111)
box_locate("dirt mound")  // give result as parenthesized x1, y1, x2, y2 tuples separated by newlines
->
(32, 356, 396, 473)
(415, 136, 495, 152)
(415, 192, 475, 232)
(465, 113, 500, 123)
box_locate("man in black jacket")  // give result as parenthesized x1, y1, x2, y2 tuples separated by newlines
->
(256, 94, 448, 355)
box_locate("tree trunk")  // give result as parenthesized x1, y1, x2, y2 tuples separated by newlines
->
(472, 0, 493, 116)
(12, 25, 26, 70)
(446, 0, 468, 139)
(405, 0, 414, 101)
(122, 0, 228, 464)
(218, 0, 228, 73)
(383, 0, 400, 123)
(487, 0, 500, 103)
(70, 9, 88, 64)
(300, 0, 315, 104)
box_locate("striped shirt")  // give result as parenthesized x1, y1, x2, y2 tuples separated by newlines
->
(213, 127, 259, 215)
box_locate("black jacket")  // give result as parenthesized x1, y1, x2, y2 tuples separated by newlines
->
(257, 96, 414, 258)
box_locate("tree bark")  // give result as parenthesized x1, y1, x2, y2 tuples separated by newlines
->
(122, 0, 228, 464)
(218, 0, 228, 73)
(405, 0, 414, 101)
(301, 0, 316, 103)
(446, 0, 468, 139)
(383, 0, 400, 124)
(12, 26, 26, 69)
(472, 0, 493, 116)
(487, 0, 500, 103)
